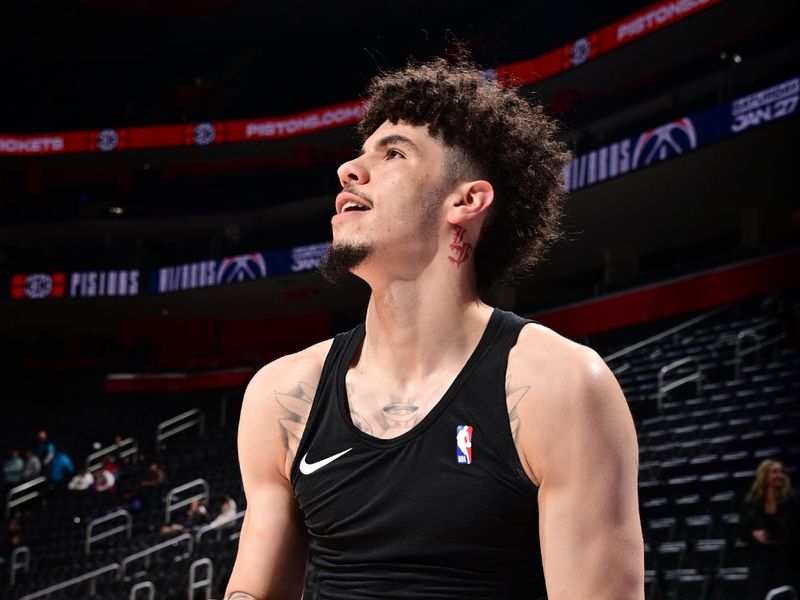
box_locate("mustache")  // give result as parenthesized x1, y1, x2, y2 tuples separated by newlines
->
(342, 185, 374, 206)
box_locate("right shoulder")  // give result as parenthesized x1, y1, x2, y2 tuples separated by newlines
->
(245, 337, 335, 399)
(238, 338, 335, 482)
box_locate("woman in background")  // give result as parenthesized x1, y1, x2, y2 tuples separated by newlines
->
(740, 459, 798, 600)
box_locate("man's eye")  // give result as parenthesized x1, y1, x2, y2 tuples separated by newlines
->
(387, 148, 404, 159)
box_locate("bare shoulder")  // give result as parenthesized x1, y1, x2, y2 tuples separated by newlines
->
(506, 322, 634, 485)
(508, 322, 617, 397)
(238, 338, 334, 482)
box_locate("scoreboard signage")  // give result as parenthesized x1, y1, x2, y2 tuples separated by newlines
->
(564, 76, 799, 192)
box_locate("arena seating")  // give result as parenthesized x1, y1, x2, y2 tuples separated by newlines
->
(1, 292, 797, 599)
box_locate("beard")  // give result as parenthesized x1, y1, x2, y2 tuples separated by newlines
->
(318, 241, 373, 283)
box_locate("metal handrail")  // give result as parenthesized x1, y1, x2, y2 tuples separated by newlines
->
(195, 510, 245, 544)
(19, 563, 120, 600)
(156, 408, 205, 453)
(165, 479, 209, 525)
(119, 533, 193, 581)
(6, 476, 47, 517)
(189, 557, 214, 600)
(86, 508, 132, 555)
(603, 305, 727, 363)
(86, 437, 138, 472)
(129, 581, 156, 600)
(734, 319, 786, 377)
(657, 356, 703, 413)
(10, 545, 30, 586)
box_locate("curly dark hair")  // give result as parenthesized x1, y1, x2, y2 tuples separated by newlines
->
(358, 56, 572, 289)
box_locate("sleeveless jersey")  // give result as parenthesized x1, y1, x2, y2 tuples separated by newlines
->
(290, 308, 546, 599)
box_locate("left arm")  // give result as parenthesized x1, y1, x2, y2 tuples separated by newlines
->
(513, 334, 644, 599)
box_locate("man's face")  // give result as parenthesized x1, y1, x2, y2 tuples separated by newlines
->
(321, 120, 452, 282)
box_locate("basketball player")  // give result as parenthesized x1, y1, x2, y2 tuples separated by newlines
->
(224, 56, 644, 599)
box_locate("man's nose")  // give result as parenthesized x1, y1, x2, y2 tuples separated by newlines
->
(337, 157, 368, 188)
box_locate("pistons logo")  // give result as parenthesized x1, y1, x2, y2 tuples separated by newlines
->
(11, 273, 67, 300)
(193, 122, 216, 145)
(96, 129, 119, 152)
(570, 37, 591, 66)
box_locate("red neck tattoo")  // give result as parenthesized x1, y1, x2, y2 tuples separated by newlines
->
(447, 225, 472, 267)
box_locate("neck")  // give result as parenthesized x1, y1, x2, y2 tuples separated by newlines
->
(359, 265, 492, 387)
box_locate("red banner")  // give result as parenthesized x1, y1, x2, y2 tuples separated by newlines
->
(0, 0, 723, 157)
(531, 249, 800, 338)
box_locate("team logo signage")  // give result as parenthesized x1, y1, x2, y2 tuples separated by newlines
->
(570, 38, 592, 66)
(632, 118, 697, 168)
(69, 270, 140, 298)
(10, 273, 67, 299)
(217, 253, 268, 284)
(564, 76, 798, 192)
(193, 122, 216, 145)
(96, 129, 120, 152)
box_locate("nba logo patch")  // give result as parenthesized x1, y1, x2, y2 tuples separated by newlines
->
(456, 425, 473, 464)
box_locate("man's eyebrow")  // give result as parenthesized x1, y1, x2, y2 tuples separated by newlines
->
(359, 134, 419, 156)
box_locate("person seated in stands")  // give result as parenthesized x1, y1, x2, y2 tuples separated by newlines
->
(139, 461, 166, 487)
(21, 449, 41, 482)
(0, 518, 23, 565)
(92, 458, 117, 493)
(2, 449, 24, 487)
(160, 499, 211, 536)
(207, 496, 238, 529)
(740, 459, 799, 600)
(34, 430, 55, 471)
(67, 467, 94, 491)
(47, 450, 75, 485)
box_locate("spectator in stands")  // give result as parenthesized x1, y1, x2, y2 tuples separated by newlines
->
(0, 518, 24, 564)
(21, 449, 41, 482)
(160, 499, 210, 536)
(139, 461, 166, 487)
(34, 430, 55, 471)
(92, 459, 117, 493)
(47, 450, 75, 485)
(3, 449, 24, 487)
(119, 487, 144, 514)
(207, 496, 238, 529)
(67, 467, 94, 491)
(740, 459, 799, 600)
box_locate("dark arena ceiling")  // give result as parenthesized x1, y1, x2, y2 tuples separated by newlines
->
(0, 0, 653, 133)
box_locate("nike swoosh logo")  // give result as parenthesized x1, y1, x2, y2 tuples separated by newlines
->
(299, 448, 353, 475)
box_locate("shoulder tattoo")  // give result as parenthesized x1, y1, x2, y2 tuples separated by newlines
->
(505, 375, 530, 445)
(274, 381, 316, 464)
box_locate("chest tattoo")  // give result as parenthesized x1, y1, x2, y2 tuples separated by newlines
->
(347, 382, 432, 438)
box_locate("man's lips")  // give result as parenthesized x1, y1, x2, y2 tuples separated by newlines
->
(335, 191, 373, 215)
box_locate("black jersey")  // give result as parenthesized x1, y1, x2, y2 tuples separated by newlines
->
(290, 308, 546, 599)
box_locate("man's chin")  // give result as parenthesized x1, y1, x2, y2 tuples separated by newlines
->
(318, 242, 373, 283)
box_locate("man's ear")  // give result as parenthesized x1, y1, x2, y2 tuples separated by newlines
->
(446, 180, 494, 226)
